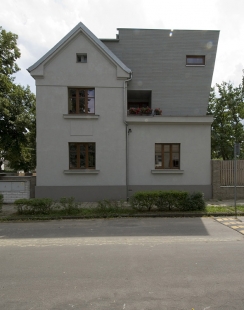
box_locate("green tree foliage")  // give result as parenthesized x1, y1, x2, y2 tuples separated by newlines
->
(0, 26, 36, 171)
(208, 74, 244, 160)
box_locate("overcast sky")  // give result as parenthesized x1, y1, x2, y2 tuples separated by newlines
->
(1, 0, 244, 93)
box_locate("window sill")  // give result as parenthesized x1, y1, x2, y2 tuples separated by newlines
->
(151, 169, 184, 174)
(186, 65, 205, 67)
(63, 114, 99, 119)
(63, 169, 100, 174)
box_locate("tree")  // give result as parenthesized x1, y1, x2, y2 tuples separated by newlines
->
(208, 74, 244, 160)
(0, 26, 36, 171)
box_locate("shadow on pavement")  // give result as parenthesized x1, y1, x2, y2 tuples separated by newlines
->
(0, 218, 210, 239)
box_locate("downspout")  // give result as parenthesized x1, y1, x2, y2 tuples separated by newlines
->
(124, 72, 132, 201)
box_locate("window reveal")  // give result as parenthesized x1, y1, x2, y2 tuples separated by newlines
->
(68, 88, 95, 114)
(155, 144, 180, 169)
(69, 143, 95, 169)
(186, 55, 205, 66)
(76, 53, 87, 63)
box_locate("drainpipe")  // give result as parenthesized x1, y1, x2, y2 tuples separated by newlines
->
(123, 72, 132, 201)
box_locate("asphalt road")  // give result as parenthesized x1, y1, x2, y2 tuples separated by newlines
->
(1, 218, 244, 310)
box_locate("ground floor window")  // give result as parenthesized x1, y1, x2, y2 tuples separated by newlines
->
(155, 144, 180, 169)
(69, 143, 95, 169)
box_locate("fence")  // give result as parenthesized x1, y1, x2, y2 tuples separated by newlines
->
(220, 160, 244, 186)
(212, 160, 244, 200)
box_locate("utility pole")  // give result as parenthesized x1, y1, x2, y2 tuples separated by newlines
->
(234, 143, 240, 219)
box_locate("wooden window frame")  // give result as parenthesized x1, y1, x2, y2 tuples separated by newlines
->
(69, 142, 95, 169)
(186, 55, 205, 66)
(155, 143, 180, 169)
(68, 88, 95, 114)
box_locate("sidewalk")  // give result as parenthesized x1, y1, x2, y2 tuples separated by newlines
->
(206, 199, 244, 206)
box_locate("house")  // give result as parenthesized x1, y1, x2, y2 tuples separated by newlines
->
(28, 22, 219, 201)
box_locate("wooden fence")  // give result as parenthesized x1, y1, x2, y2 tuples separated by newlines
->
(220, 160, 244, 186)
(212, 160, 244, 199)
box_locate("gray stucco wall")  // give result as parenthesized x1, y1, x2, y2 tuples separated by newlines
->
(29, 25, 216, 202)
(103, 29, 219, 116)
(34, 32, 127, 188)
(127, 122, 212, 186)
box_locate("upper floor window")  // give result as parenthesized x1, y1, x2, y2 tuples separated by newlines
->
(155, 143, 180, 169)
(68, 88, 95, 114)
(76, 53, 87, 63)
(186, 55, 205, 66)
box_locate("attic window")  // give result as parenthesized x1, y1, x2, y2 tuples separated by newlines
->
(186, 55, 205, 66)
(76, 53, 87, 63)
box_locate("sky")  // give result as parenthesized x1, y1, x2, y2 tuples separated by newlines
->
(1, 0, 244, 94)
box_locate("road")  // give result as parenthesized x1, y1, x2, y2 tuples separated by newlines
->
(1, 218, 244, 310)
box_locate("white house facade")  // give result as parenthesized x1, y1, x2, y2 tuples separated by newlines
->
(28, 22, 219, 201)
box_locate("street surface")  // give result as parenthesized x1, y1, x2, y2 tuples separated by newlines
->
(1, 218, 244, 309)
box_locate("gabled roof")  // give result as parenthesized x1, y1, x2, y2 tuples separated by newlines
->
(27, 22, 131, 74)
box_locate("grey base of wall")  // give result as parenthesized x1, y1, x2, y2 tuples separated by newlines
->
(35, 185, 212, 201)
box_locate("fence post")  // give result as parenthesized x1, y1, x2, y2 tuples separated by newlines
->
(212, 160, 221, 200)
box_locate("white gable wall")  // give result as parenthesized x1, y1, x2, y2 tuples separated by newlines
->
(35, 32, 125, 87)
(34, 31, 128, 199)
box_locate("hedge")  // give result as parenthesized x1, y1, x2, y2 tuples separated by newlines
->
(130, 190, 205, 212)
(14, 198, 53, 214)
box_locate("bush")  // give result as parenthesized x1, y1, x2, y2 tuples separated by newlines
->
(155, 191, 188, 211)
(179, 192, 205, 211)
(14, 198, 31, 214)
(130, 191, 158, 211)
(130, 190, 205, 212)
(14, 198, 53, 214)
(58, 197, 79, 214)
(96, 199, 126, 214)
(0, 193, 3, 212)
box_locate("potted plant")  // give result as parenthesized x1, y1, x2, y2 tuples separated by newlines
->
(141, 106, 152, 115)
(154, 108, 162, 115)
(129, 107, 141, 115)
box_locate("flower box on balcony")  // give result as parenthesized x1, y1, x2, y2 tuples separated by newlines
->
(128, 107, 152, 115)
(154, 108, 162, 115)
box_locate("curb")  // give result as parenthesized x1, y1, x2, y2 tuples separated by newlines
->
(1, 212, 244, 222)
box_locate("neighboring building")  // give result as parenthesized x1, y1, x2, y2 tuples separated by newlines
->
(28, 22, 219, 201)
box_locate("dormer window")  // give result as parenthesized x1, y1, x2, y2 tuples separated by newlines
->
(186, 55, 205, 66)
(76, 53, 87, 63)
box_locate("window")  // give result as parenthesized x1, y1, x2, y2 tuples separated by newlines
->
(76, 53, 87, 63)
(69, 143, 95, 169)
(186, 55, 205, 66)
(155, 144, 180, 169)
(68, 88, 95, 114)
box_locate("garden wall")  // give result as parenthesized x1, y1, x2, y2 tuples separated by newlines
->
(0, 175, 36, 203)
